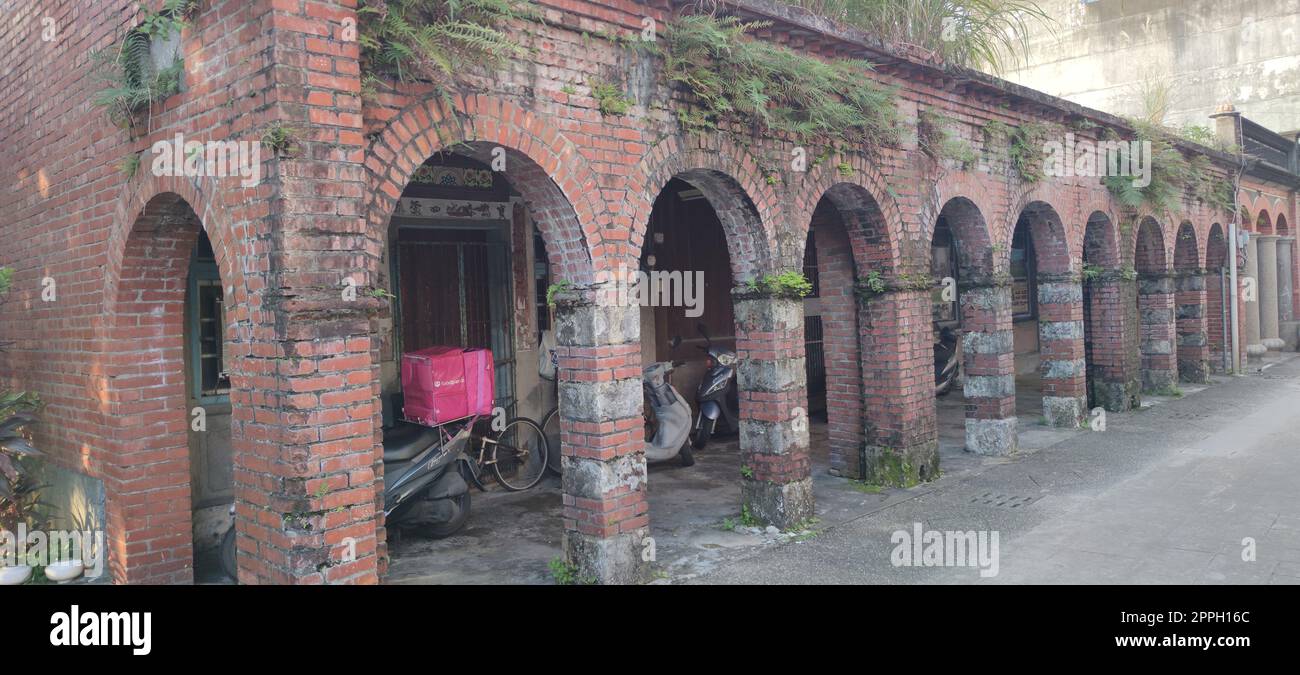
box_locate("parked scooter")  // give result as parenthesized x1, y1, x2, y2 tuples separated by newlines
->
(934, 324, 960, 397)
(643, 356, 695, 467)
(688, 324, 740, 450)
(379, 394, 474, 536)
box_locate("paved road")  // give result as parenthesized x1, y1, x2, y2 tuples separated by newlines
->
(693, 356, 1300, 585)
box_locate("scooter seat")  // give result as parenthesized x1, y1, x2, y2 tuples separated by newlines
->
(383, 423, 439, 463)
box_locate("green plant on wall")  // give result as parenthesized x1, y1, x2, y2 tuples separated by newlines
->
(91, 0, 197, 131)
(918, 109, 977, 169)
(1005, 121, 1055, 184)
(546, 280, 571, 306)
(746, 271, 814, 299)
(357, 0, 538, 98)
(662, 15, 899, 149)
(1102, 120, 1193, 215)
(588, 78, 633, 116)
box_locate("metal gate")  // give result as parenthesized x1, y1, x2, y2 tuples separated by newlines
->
(395, 230, 516, 416)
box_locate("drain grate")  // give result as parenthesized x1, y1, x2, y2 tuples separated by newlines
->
(969, 492, 1038, 509)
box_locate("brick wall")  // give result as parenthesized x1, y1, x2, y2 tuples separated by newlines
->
(2, 0, 1295, 584)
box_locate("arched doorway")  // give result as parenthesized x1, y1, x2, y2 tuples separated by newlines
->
(1134, 217, 1176, 392)
(928, 198, 1014, 455)
(1009, 202, 1084, 427)
(1173, 222, 1209, 383)
(105, 193, 233, 584)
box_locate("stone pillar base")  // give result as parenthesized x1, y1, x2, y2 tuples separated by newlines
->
(1092, 380, 1140, 412)
(862, 441, 939, 487)
(1042, 395, 1087, 428)
(562, 529, 650, 585)
(741, 477, 814, 530)
(1247, 343, 1267, 362)
(1281, 321, 1300, 351)
(1263, 337, 1286, 350)
(966, 417, 1018, 456)
(1141, 368, 1178, 392)
(1178, 360, 1210, 384)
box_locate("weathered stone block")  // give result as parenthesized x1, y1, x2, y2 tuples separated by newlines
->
(966, 417, 1018, 455)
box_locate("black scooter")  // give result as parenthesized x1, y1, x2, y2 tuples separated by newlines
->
(379, 393, 474, 537)
(218, 394, 473, 580)
(688, 324, 740, 450)
(934, 325, 960, 397)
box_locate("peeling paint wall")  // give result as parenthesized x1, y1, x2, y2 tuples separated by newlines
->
(996, 0, 1300, 134)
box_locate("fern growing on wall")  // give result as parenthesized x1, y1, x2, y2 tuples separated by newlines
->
(662, 15, 899, 149)
(91, 0, 196, 131)
(357, 0, 538, 98)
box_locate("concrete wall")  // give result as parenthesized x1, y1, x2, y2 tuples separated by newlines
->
(996, 0, 1300, 134)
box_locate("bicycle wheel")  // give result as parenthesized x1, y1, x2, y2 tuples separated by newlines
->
(492, 417, 549, 491)
(541, 407, 562, 475)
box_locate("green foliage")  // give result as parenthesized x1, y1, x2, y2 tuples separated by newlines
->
(118, 152, 142, 178)
(588, 78, 633, 116)
(1177, 123, 1218, 148)
(91, 0, 196, 131)
(740, 465, 754, 479)
(548, 557, 594, 585)
(781, 0, 1053, 73)
(918, 109, 976, 169)
(1102, 120, 1195, 215)
(740, 503, 762, 528)
(746, 271, 814, 299)
(1005, 121, 1054, 184)
(662, 15, 899, 149)
(1, 270, 44, 532)
(260, 122, 300, 157)
(1081, 264, 1103, 283)
(862, 269, 886, 294)
(546, 280, 571, 306)
(357, 0, 538, 96)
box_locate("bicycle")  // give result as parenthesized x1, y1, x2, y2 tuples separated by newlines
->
(465, 414, 550, 491)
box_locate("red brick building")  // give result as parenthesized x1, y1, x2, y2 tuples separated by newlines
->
(1, 0, 1296, 584)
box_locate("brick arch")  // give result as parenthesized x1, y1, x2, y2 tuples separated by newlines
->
(930, 195, 996, 278)
(363, 95, 604, 282)
(1205, 222, 1231, 372)
(1239, 204, 1252, 231)
(787, 153, 905, 270)
(1005, 182, 1078, 259)
(104, 172, 243, 316)
(1083, 210, 1121, 268)
(100, 188, 235, 585)
(1010, 200, 1073, 274)
(1135, 216, 1169, 273)
(1278, 214, 1289, 235)
(1174, 221, 1201, 270)
(628, 134, 780, 282)
(1256, 209, 1274, 235)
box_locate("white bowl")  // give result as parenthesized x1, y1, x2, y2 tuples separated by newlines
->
(45, 560, 85, 582)
(0, 565, 33, 585)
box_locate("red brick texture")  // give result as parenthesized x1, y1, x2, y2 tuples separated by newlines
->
(1, 0, 1295, 583)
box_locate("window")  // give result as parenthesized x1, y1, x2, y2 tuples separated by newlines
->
(188, 233, 229, 402)
(1010, 222, 1037, 320)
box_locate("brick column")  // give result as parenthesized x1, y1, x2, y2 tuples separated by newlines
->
(230, 0, 382, 584)
(733, 292, 814, 529)
(960, 280, 1017, 455)
(553, 287, 648, 585)
(1280, 237, 1297, 350)
(1085, 274, 1142, 410)
(1257, 235, 1283, 350)
(1037, 274, 1087, 427)
(1244, 235, 1265, 360)
(856, 287, 939, 484)
(1138, 273, 1178, 391)
(1175, 270, 1211, 383)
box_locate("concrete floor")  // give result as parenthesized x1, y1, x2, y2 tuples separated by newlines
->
(694, 352, 1300, 584)
(386, 372, 1090, 584)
